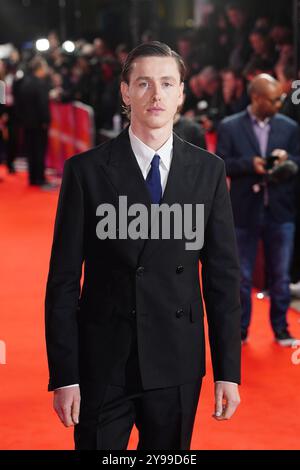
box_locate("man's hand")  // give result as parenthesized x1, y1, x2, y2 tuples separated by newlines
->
(271, 149, 288, 165)
(213, 382, 240, 421)
(53, 386, 81, 427)
(253, 156, 266, 174)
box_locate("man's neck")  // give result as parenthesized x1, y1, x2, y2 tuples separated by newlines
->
(130, 121, 173, 151)
(249, 105, 269, 123)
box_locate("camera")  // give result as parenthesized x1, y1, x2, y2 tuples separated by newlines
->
(265, 155, 279, 170)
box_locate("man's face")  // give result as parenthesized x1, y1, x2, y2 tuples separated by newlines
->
(253, 83, 284, 118)
(226, 8, 245, 29)
(249, 33, 266, 55)
(120, 56, 184, 130)
(177, 39, 191, 58)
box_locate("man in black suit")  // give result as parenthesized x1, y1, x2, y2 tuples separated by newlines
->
(18, 56, 51, 187)
(217, 74, 300, 346)
(45, 42, 241, 450)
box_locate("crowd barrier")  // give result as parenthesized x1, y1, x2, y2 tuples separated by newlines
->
(46, 100, 95, 175)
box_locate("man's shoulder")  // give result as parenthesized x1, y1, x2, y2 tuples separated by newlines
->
(64, 139, 113, 171)
(219, 110, 247, 128)
(274, 113, 299, 130)
(66, 128, 131, 172)
(179, 135, 224, 170)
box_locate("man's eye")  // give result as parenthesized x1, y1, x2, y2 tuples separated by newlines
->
(139, 82, 149, 88)
(163, 82, 172, 87)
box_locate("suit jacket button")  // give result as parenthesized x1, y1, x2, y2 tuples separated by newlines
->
(131, 309, 136, 316)
(176, 265, 184, 274)
(176, 308, 184, 318)
(136, 266, 145, 276)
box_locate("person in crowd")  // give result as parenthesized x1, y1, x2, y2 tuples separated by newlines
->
(279, 64, 300, 298)
(173, 112, 206, 149)
(176, 33, 199, 81)
(0, 57, 21, 174)
(183, 66, 223, 131)
(225, 2, 252, 70)
(243, 56, 274, 83)
(220, 68, 249, 116)
(217, 74, 300, 346)
(269, 22, 292, 48)
(246, 28, 277, 71)
(115, 43, 129, 66)
(274, 39, 293, 80)
(173, 87, 206, 148)
(18, 56, 52, 188)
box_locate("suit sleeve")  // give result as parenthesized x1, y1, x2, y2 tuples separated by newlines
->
(217, 121, 256, 177)
(45, 159, 84, 391)
(287, 124, 300, 167)
(200, 160, 241, 384)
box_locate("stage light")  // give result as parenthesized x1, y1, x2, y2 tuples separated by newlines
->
(36, 39, 50, 52)
(62, 41, 75, 53)
(257, 292, 264, 300)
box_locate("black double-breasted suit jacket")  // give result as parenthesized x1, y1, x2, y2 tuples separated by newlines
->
(45, 127, 241, 409)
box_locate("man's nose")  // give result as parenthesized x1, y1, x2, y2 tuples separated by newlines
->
(151, 83, 161, 101)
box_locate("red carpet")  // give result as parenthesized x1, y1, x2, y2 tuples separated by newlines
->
(0, 166, 300, 449)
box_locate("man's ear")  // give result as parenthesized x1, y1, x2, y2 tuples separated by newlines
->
(120, 81, 130, 106)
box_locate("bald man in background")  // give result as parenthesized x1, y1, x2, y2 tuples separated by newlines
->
(217, 74, 300, 346)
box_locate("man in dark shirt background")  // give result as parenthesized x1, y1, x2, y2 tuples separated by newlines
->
(18, 56, 51, 188)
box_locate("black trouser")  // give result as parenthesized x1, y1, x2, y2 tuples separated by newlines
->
(74, 378, 202, 450)
(291, 209, 300, 283)
(75, 321, 202, 450)
(25, 127, 48, 185)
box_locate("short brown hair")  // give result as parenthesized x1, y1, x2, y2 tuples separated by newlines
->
(28, 55, 48, 74)
(121, 41, 186, 84)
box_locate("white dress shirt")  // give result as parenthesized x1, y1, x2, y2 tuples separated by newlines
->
(56, 127, 236, 389)
(128, 125, 173, 194)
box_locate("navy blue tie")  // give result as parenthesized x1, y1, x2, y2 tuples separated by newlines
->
(146, 154, 162, 204)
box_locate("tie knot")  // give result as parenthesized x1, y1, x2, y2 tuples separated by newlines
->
(151, 154, 160, 168)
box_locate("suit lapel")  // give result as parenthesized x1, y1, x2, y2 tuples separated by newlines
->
(102, 127, 152, 210)
(241, 112, 261, 156)
(98, 128, 151, 259)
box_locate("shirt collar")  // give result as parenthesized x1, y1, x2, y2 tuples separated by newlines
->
(128, 126, 173, 174)
(247, 105, 271, 128)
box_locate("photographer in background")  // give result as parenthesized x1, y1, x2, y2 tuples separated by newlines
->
(173, 91, 206, 149)
(217, 74, 300, 346)
(182, 66, 223, 131)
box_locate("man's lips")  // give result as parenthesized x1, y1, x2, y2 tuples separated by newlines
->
(147, 107, 165, 112)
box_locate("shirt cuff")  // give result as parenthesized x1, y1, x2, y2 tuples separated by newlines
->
(215, 381, 238, 385)
(54, 384, 79, 390)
